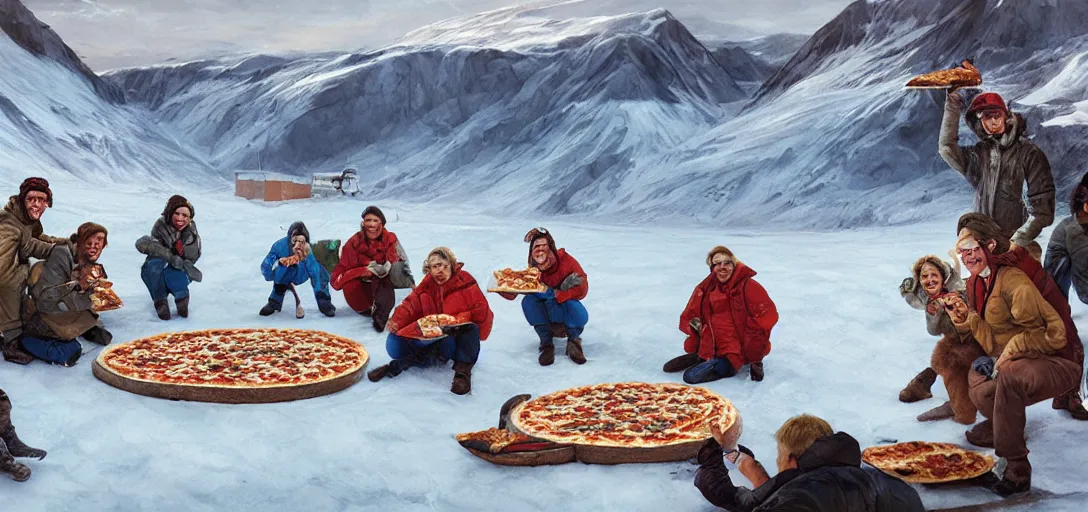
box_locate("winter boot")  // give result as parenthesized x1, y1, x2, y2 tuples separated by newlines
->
(372, 314, 387, 333)
(259, 299, 282, 316)
(154, 299, 171, 320)
(917, 401, 955, 422)
(0, 441, 31, 482)
(1053, 392, 1088, 420)
(451, 362, 473, 395)
(992, 459, 1031, 497)
(663, 353, 701, 373)
(534, 325, 554, 366)
(750, 361, 765, 381)
(566, 338, 586, 365)
(2, 337, 33, 365)
(965, 419, 995, 448)
(899, 367, 937, 403)
(0, 394, 46, 461)
(82, 326, 113, 346)
(175, 296, 189, 318)
(367, 358, 409, 382)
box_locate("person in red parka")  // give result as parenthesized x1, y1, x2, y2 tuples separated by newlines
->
(367, 247, 493, 395)
(666, 245, 779, 383)
(498, 227, 589, 366)
(330, 206, 411, 332)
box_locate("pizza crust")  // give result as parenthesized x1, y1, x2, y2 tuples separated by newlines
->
(93, 328, 369, 404)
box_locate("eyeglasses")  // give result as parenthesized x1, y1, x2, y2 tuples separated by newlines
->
(523, 227, 549, 243)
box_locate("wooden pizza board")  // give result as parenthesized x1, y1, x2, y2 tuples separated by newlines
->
(91, 347, 369, 405)
(463, 446, 577, 467)
(505, 396, 707, 466)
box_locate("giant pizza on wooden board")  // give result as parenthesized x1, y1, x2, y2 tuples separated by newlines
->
(862, 441, 995, 484)
(509, 382, 736, 449)
(93, 328, 369, 403)
(487, 267, 548, 294)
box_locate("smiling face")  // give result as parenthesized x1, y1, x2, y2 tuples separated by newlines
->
(23, 190, 49, 220)
(428, 254, 452, 285)
(172, 206, 192, 231)
(979, 109, 1007, 136)
(710, 253, 736, 283)
(919, 262, 944, 296)
(957, 231, 990, 277)
(531, 238, 553, 267)
(362, 214, 382, 239)
(82, 232, 106, 262)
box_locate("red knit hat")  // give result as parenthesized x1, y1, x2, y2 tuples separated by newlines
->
(19, 177, 53, 208)
(966, 92, 1008, 119)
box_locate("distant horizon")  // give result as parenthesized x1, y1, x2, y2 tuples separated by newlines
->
(22, 0, 852, 71)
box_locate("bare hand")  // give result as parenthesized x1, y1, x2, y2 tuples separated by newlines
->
(941, 295, 969, 323)
(707, 413, 742, 451)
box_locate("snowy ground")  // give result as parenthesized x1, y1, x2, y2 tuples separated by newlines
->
(1, 178, 1086, 511)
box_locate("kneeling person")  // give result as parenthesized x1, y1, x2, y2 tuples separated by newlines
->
(260, 221, 335, 317)
(22, 222, 113, 366)
(498, 227, 588, 366)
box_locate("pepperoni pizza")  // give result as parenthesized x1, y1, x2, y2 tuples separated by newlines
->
(862, 441, 995, 484)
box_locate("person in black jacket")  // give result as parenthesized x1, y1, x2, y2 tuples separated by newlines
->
(695, 414, 924, 511)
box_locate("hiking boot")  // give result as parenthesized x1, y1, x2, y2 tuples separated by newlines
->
(1054, 393, 1088, 420)
(2, 338, 33, 365)
(663, 353, 701, 373)
(992, 459, 1031, 497)
(750, 361, 764, 381)
(538, 343, 555, 366)
(367, 364, 391, 382)
(175, 296, 189, 318)
(566, 338, 586, 365)
(154, 299, 171, 320)
(917, 401, 955, 422)
(259, 300, 281, 316)
(965, 419, 995, 448)
(899, 367, 937, 403)
(1, 426, 46, 460)
(82, 326, 112, 346)
(451, 362, 473, 395)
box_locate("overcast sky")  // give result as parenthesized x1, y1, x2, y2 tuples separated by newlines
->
(23, 0, 853, 70)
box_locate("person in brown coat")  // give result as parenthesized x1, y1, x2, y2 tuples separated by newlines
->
(21, 222, 113, 366)
(943, 230, 1081, 496)
(0, 177, 67, 364)
(898, 254, 984, 425)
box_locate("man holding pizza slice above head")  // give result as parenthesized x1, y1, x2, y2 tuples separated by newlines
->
(497, 227, 589, 366)
(260, 221, 336, 318)
(22, 222, 115, 366)
(938, 75, 1056, 258)
(942, 222, 1082, 497)
(368, 247, 493, 395)
(695, 414, 923, 511)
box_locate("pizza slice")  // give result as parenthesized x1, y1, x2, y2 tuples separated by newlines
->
(279, 254, 302, 267)
(456, 428, 566, 454)
(397, 312, 475, 340)
(905, 60, 982, 89)
(90, 281, 124, 312)
(487, 267, 548, 294)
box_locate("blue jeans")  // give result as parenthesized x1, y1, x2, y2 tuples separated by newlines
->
(522, 295, 588, 344)
(386, 323, 481, 366)
(141, 258, 191, 301)
(683, 357, 737, 384)
(21, 336, 82, 365)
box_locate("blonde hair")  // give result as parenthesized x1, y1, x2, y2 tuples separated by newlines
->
(775, 414, 833, 458)
(706, 246, 737, 267)
(422, 246, 458, 275)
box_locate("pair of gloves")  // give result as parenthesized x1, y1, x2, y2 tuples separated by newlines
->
(973, 356, 997, 380)
(367, 261, 393, 279)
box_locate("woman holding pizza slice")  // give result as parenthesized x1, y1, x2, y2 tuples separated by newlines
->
(666, 246, 778, 383)
(368, 247, 494, 395)
(497, 227, 589, 366)
(898, 254, 984, 425)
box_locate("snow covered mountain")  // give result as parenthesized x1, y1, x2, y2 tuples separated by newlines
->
(0, 0, 215, 185)
(102, 0, 1088, 228)
(107, 6, 747, 216)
